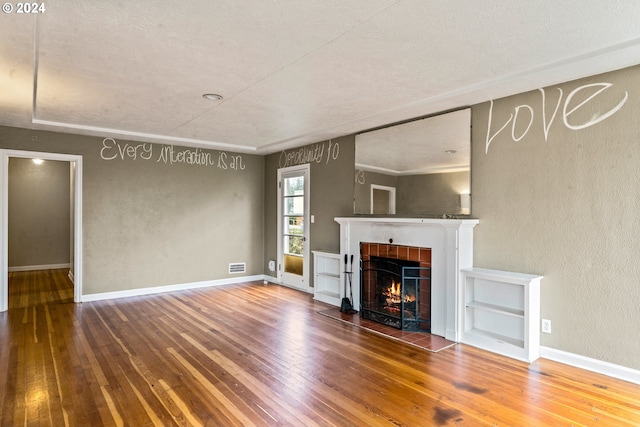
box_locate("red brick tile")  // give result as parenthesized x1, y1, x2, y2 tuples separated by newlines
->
(370, 244, 379, 257)
(360, 243, 369, 257)
(388, 245, 398, 259)
(420, 248, 432, 264)
(379, 244, 389, 257)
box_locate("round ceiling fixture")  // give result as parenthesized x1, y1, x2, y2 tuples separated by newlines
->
(445, 150, 457, 154)
(202, 93, 223, 101)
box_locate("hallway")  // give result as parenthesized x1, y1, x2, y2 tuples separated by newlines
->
(8, 269, 73, 309)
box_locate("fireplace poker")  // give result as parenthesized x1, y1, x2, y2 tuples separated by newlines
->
(348, 255, 357, 314)
(340, 254, 357, 314)
(340, 254, 352, 312)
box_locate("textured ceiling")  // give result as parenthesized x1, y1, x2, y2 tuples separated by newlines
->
(2, 1, 640, 156)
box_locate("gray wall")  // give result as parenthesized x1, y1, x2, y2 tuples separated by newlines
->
(354, 170, 469, 215)
(397, 171, 469, 215)
(8, 158, 70, 268)
(264, 136, 355, 281)
(472, 65, 640, 370)
(354, 171, 397, 214)
(1, 126, 264, 295)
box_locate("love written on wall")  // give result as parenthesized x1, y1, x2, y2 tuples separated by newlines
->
(100, 138, 246, 170)
(484, 82, 629, 154)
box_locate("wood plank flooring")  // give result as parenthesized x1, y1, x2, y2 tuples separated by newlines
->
(8, 268, 73, 309)
(1, 270, 640, 426)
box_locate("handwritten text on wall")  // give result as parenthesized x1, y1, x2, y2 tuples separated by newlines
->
(485, 82, 628, 154)
(278, 140, 340, 168)
(100, 138, 246, 170)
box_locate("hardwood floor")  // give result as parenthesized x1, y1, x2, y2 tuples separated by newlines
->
(1, 271, 639, 426)
(8, 268, 73, 309)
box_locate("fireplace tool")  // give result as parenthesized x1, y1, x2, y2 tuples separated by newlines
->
(341, 254, 358, 314)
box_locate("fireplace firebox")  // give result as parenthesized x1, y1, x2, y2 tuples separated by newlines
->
(360, 243, 431, 331)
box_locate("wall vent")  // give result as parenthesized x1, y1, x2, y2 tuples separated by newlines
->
(228, 262, 246, 274)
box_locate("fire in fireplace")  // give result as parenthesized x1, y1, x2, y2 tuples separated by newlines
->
(360, 243, 431, 331)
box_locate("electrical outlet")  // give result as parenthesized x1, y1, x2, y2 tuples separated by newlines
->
(542, 319, 552, 334)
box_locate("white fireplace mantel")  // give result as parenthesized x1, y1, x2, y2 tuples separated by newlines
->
(335, 217, 479, 342)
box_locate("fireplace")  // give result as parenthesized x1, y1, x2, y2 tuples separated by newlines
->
(360, 243, 431, 331)
(335, 217, 478, 341)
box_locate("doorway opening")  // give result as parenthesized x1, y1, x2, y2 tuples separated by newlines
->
(0, 150, 83, 312)
(277, 164, 310, 292)
(371, 184, 396, 214)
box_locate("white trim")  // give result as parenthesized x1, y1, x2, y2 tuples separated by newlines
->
(277, 164, 311, 291)
(82, 275, 268, 302)
(72, 157, 83, 304)
(32, 119, 258, 155)
(266, 263, 313, 295)
(0, 153, 7, 312)
(541, 346, 640, 385)
(264, 273, 312, 293)
(0, 149, 83, 312)
(278, 281, 314, 294)
(8, 263, 70, 272)
(370, 184, 396, 214)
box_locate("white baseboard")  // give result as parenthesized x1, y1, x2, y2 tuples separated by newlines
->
(540, 346, 640, 385)
(445, 329, 458, 343)
(82, 274, 267, 302)
(8, 263, 70, 272)
(264, 274, 278, 283)
(261, 275, 315, 294)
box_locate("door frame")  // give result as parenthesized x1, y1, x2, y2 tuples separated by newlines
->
(370, 184, 396, 214)
(0, 149, 83, 312)
(277, 164, 311, 293)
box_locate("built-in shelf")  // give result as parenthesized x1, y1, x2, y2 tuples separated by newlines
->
(465, 301, 524, 318)
(461, 267, 543, 363)
(464, 328, 524, 348)
(313, 251, 342, 307)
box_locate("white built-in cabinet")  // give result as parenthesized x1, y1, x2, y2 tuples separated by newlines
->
(312, 251, 342, 307)
(461, 267, 543, 363)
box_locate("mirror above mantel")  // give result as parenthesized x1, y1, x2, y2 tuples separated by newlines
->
(354, 108, 471, 216)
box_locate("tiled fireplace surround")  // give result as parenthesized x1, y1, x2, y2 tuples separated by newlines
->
(335, 217, 479, 342)
(360, 243, 432, 329)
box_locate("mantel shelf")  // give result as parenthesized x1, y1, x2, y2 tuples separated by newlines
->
(335, 217, 479, 226)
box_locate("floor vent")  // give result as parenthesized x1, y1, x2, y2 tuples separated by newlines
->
(228, 263, 246, 274)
